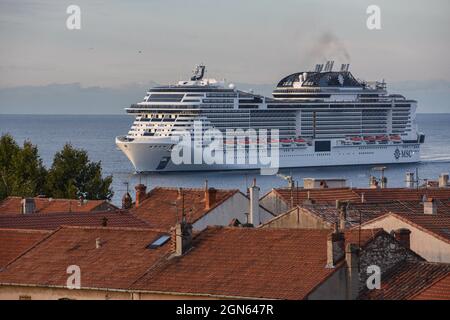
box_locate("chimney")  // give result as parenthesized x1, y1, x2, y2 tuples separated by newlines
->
(345, 243, 360, 300)
(393, 228, 411, 249)
(21, 198, 36, 214)
(205, 187, 217, 209)
(424, 198, 437, 215)
(95, 238, 102, 249)
(406, 172, 415, 188)
(336, 200, 347, 230)
(135, 184, 147, 208)
(380, 176, 387, 189)
(122, 192, 133, 209)
(171, 222, 193, 256)
(248, 179, 260, 226)
(439, 173, 449, 188)
(79, 195, 84, 206)
(369, 176, 378, 189)
(326, 226, 345, 268)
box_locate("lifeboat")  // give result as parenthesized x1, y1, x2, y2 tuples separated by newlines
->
(389, 135, 402, 144)
(294, 137, 307, 147)
(376, 135, 389, 144)
(348, 136, 362, 145)
(280, 138, 293, 147)
(363, 136, 376, 144)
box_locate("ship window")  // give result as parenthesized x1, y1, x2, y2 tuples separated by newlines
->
(315, 141, 331, 152)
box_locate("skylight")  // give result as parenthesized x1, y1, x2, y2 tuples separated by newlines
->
(147, 235, 170, 249)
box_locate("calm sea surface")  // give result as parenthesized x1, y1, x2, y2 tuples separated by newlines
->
(1, 114, 449, 206)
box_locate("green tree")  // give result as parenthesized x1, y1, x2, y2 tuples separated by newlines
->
(0, 134, 47, 200)
(46, 143, 113, 200)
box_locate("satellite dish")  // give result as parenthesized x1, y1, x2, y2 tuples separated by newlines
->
(228, 83, 235, 89)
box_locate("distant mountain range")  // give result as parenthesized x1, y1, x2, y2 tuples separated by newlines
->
(0, 80, 448, 114)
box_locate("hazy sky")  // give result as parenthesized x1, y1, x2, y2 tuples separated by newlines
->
(0, 0, 449, 113)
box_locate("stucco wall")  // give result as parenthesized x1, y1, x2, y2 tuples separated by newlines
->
(259, 191, 289, 216)
(307, 266, 347, 300)
(193, 193, 273, 230)
(362, 216, 450, 263)
(0, 285, 218, 300)
(262, 207, 332, 229)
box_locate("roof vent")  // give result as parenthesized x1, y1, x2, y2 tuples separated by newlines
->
(95, 238, 102, 249)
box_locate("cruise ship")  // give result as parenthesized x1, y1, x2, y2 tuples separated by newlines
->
(116, 62, 425, 172)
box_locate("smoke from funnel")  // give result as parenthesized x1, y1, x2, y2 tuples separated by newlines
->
(305, 32, 351, 66)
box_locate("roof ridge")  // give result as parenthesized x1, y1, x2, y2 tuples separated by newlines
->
(388, 212, 450, 245)
(58, 225, 162, 232)
(0, 228, 51, 234)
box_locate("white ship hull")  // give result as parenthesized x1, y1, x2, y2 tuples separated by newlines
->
(116, 137, 420, 172)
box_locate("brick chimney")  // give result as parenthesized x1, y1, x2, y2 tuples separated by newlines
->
(135, 184, 147, 208)
(345, 243, 360, 300)
(326, 226, 345, 268)
(205, 187, 217, 209)
(424, 198, 437, 215)
(171, 221, 193, 256)
(21, 198, 36, 214)
(122, 192, 133, 209)
(393, 228, 411, 249)
(248, 179, 260, 226)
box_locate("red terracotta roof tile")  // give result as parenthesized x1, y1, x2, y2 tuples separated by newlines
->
(0, 229, 51, 268)
(0, 211, 151, 231)
(382, 213, 450, 244)
(0, 196, 117, 215)
(360, 261, 450, 300)
(131, 187, 239, 230)
(295, 200, 450, 228)
(131, 227, 384, 299)
(0, 226, 171, 290)
(413, 273, 450, 300)
(270, 187, 450, 206)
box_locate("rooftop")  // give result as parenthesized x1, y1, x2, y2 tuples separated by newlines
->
(131, 187, 240, 230)
(268, 187, 450, 207)
(131, 227, 384, 299)
(0, 226, 171, 290)
(0, 211, 150, 231)
(0, 229, 51, 268)
(291, 199, 450, 228)
(0, 196, 117, 215)
(360, 261, 450, 300)
(363, 212, 450, 244)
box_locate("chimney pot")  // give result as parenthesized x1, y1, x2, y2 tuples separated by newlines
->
(135, 184, 147, 208)
(122, 192, 133, 209)
(205, 187, 217, 209)
(439, 173, 449, 188)
(21, 198, 36, 214)
(393, 228, 411, 249)
(326, 230, 345, 268)
(248, 180, 260, 226)
(172, 222, 193, 256)
(424, 198, 437, 215)
(406, 172, 415, 188)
